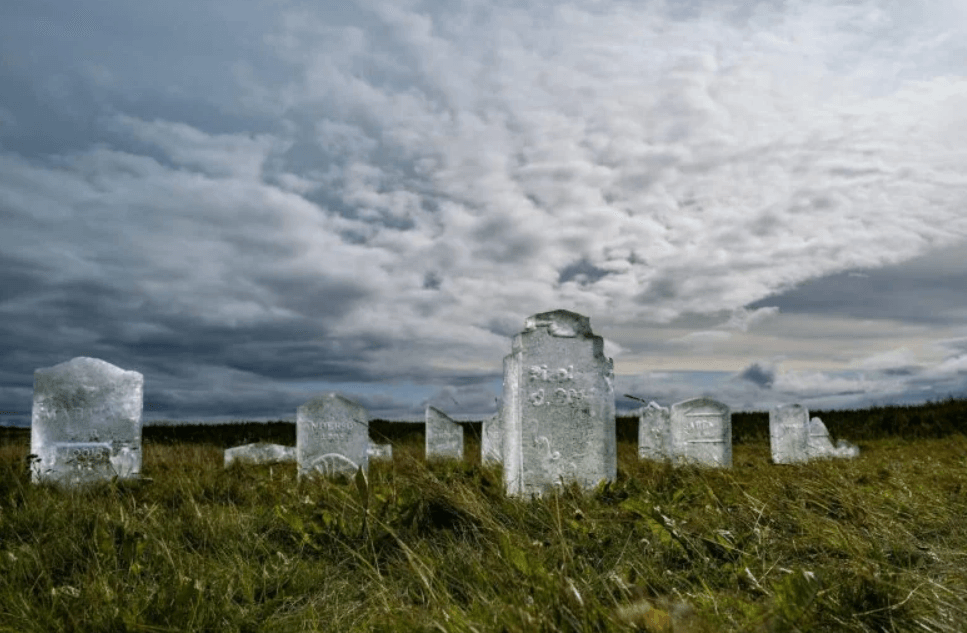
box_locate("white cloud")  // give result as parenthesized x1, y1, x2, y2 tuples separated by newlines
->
(724, 307, 780, 333)
(669, 330, 733, 348)
(110, 115, 290, 180)
(849, 347, 920, 372)
(2, 0, 967, 419)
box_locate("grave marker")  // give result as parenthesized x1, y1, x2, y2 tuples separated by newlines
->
(637, 401, 671, 461)
(31, 357, 143, 485)
(809, 416, 860, 459)
(297, 393, 368, 478)
(502, 310, 616, 496)
(368, 443, 393, 460)
(224, 442, 295, 468)
(425, 406, 464, 460)
(481, 411, 502, 465)
(769, 404, 860, 463)
(669, 397, 731, 467)
(769, 404, 809, 464)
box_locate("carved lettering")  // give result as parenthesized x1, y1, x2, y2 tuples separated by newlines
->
(528, 365, 574, 383)
(527, 387, 595, 408)
(529, 389, 545, 406)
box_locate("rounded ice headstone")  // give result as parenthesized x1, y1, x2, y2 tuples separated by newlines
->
(669, 397, 731, 467)
(296, 393, 369, 479)
(31, 357, 143, 485)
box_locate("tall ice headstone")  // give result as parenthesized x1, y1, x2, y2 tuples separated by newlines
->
(31, 357, 143, 485)
(297, 393, 369, 478)
(425, 406, 464, 460)
(637, 401, 671, 461)
(502, 310, 616, 496)
(669, 397, 731, 467)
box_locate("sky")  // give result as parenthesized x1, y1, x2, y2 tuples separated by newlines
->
(1, 0, 966, 426)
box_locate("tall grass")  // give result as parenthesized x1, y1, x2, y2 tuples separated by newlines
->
(0, 414, 965, 631)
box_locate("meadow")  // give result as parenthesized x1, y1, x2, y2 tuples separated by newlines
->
(0, 401, 965, 632)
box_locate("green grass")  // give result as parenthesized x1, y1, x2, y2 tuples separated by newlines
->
(0, 413, 965, 631)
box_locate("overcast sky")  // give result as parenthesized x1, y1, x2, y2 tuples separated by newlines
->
(2, 0, 966, 426)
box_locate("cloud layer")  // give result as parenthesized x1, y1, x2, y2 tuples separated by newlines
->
(1, 0, 966, 424)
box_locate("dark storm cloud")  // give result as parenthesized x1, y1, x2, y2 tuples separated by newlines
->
(738, 362, 776, 389)
(749, 242, 967, 325)
(1, 0, 967, 423)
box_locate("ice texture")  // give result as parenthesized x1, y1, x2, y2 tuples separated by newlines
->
(297, 393, 369, 479)
(637, 401, 671, 461)
(368, 443, 393, 460)
(669, 397, 732, 467)
(770, 405, 860, 463)
(31, 357, 143, 485)
(481, 411, 502, 465)
(502, 310, 616, 496)
(224, 443, 295, 467)
(425, 406, 464, 460)
(769, 404, 810, 464)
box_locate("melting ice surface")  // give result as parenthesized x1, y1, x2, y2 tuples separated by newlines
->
(31, 357, 143, 485)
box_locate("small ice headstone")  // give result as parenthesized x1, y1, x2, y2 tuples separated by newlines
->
(808, 416, 860, 459)
(31, 357, 143, 485)
(669, 397, 731, 467)
(297, 393, 368, 478)
(770, 405, 860, 463)
(224, 443, 295, 468)
(368, 443, 393, 460)
(425, 406, 464, 460)
(481, 411, 502, 465)
(637, 401, 671, 461)
(502, 309, 616, 496)
(769, 403, 810, 464)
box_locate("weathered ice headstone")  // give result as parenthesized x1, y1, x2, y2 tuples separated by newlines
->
(224, 443, 295, 468)
(425, 406, 464, 460)
(481, 411, 502, 465)
(502, 310, 616, 496)
(297, 393, 368, 478)
(368, 443, 393, 460)
(31, 357, 143, 485)
(669, 397, 731, 467)
(809, 416, 860, 459)
(637, 401, 671, 461)
(769, 404, 810, 464)
(770, 404, 860, 463)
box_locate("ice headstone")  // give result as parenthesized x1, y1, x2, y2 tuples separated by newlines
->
(425, 406, 464, 460)
(669, 397, 731, 467)
(368, 443, 393, 460)
(297, 393, 368, 478)
(502, 309, 616, 496)
(769, 404, 810, 464)
(481, 411, 502, 465)
(224, 442, 295, 468)
(769, 405, 860, 463)
(637, 401, 671, 461)
(808, 416, 860, 459)
(31, 357, 143, 485)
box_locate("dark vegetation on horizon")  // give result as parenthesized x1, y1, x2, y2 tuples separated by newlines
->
(4, 397, 964, 447)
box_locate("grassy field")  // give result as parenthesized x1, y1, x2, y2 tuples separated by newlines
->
(0, 402, 965, 632)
